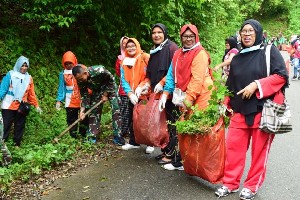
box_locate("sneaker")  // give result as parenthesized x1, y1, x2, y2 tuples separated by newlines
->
(239, 188, 255, 200)
(162, 163, 184, 171)
(145, 146, 155, 154)
(155, 153, 165, 160)
(86, 135, 96, 143)
(88, 138, 96, 144)
(121, 143, 140, 150)
(292, 76, 297, 81)
(215, 186, 239, 198)
(113, 136, 125, 146)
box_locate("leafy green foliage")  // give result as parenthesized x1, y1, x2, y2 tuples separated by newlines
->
(21, 0, 94, 31)
(175, 72, 231, 135)
(286, 0, 300, 36)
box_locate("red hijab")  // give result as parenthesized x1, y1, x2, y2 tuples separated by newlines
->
(172, 24, 204, 91)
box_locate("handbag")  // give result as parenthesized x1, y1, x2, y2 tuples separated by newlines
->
(259, 45, 292, 134)
(17, 101, 31, 116)
(259, 99, 292, 134)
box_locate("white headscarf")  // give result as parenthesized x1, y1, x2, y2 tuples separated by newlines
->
(10, 56, 31, 102)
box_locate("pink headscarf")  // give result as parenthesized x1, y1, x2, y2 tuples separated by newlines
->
(172, 24, 204, 91)
(118, 36, 129, 60)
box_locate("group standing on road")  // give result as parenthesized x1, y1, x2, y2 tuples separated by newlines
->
(0, 17, 293, 200)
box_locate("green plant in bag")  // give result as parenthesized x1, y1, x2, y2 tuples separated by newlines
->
(175, 71, 231, 135)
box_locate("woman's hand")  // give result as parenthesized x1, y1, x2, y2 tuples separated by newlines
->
(237, 82, 258, 99)
(36, 107, 42, 114)
(80, 107, 85, 120)
(102, 92, 109, 102)
(180, 99, 192, 112)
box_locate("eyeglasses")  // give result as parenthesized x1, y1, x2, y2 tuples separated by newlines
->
(240, 29, 255, 35)
(126, 45, 136, 49)
(182, 35, 196, 40)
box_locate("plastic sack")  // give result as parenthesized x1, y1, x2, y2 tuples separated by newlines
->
(178, 117, 225, 184)
(133, 94, 169, 148)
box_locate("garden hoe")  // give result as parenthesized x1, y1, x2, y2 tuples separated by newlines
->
(53, 100, 104, 143)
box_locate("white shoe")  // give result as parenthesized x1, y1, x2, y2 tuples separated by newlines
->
(162, 163, 184, 171)
(145, 146, 155, 154)
(121, 143, 140, 150)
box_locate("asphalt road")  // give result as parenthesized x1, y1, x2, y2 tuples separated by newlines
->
(42, 72, 300, 200)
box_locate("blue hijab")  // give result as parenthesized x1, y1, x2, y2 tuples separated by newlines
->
(10, 56, 31, 102)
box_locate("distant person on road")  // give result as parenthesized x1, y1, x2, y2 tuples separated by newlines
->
(290, 35, 300, 80)
(263, 31, 270, 44)
(277, 32, 286, 50)
(56, 51, 88, 139)
(72, 65, 125, 145)
(215, 19, 289, 200)
(270, 36, 278, 47)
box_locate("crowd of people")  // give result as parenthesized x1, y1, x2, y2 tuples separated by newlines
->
(263, 31, 287, 49)
(263, 31, 300, 81)
(0, 18, 294, 200)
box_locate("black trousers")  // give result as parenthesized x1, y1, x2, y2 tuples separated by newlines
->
(162, 99, 180, 159)
(128, 102, 139, 145)
(2, 109, 26, 146)
(66, 107, 88, 138)
(120, 95, 130, 137)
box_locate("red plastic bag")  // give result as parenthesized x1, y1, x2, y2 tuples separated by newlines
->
(133, 94, 169, 148)
(178, 117, 225, 184)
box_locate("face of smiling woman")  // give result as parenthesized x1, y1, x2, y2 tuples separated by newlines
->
(152, 27, 164, 45)
(240, 24, 256, 48)
(126, 42, 137, 57)
(20, 63, 28, 74)
(181, 29, 196, 49)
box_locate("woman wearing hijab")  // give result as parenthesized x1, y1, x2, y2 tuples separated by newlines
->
(215, 19, 288, 200)
(0, 56, 41, 147)
(135, 23, 179, 164)
(214, 36, 239, 79)
(120, 38, 154, 153)
(56, 51, 88, 139)
(115, 36, 131, 141)
(158, 24, 214, 170)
